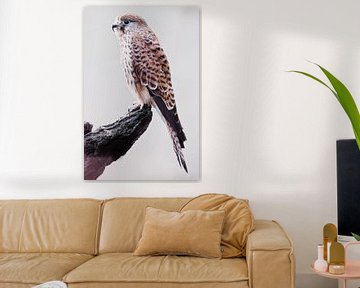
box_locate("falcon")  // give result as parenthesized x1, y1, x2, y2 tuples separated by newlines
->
(112, 14, 188, 172)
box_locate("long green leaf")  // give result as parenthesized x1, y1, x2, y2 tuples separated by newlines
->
(288, 70, 337, 99)
(289, 64, 360, 150)
(316, 64, 360, 150)
(351, 232, 360, 241)
(353, 127, 360, 149)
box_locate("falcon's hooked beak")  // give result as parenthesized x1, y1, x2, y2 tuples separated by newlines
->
(112, 21, 125, 32)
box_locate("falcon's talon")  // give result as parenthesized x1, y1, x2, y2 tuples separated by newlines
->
(128, 104, 141, 113)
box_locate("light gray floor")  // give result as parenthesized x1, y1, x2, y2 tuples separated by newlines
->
(297, 274, 360, 288)
(296, 274, 337, 288)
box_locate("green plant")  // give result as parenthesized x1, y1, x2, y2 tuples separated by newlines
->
(289, 63, 360, 150)
(352, 232, 360, 241)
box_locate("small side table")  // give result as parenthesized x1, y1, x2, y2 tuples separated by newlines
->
(311, 242, 360, 288)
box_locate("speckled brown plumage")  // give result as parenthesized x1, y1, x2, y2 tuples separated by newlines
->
(112, 14, 188, 172)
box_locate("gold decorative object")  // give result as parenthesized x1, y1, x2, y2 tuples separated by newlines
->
(329, 242, 345, 275)
(323, 223, 337, 261)
(329, 242, 345, 264)
(328, 264, 345, 274)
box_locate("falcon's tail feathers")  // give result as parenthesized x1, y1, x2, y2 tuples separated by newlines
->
(151, 94, 186, 147)
(150, 94, 188, 173)
(168, 124, 188, 173)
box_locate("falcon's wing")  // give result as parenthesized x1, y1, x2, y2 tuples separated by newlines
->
(131, 30, 187, 172)
(131, 31, 175, 109)
(131, 30, 186, 146)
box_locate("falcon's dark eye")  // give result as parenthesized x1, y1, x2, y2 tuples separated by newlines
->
(123, 20, 130, 25)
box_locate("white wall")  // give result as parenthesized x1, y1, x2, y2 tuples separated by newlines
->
(1, 0, 359, 287)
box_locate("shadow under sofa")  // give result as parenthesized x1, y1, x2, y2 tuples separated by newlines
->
(0, 197, 295, 288)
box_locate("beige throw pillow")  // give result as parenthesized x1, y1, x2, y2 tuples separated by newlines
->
(134, 207, 225, 258)
(181, 193, 255, 258)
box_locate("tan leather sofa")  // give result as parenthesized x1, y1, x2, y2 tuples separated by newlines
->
(0, 198, 295, 288)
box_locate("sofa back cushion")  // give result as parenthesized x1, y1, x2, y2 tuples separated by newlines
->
(181, 194, 254, 258)
(99, 198, 189, 253)
(0, 199, 102, 254)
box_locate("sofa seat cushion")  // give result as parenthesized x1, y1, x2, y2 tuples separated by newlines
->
(0, 253, 93, 285)
(64, 253, 248, 284)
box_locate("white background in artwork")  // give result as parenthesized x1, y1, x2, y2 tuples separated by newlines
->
(83, 6, 200, 180)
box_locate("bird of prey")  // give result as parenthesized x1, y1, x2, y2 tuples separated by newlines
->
(112, 14, 188, 173)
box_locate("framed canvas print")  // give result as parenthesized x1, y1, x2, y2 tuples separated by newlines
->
(83, 6, 200, 180)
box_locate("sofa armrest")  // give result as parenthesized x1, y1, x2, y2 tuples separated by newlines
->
(246, 220, 295, 288)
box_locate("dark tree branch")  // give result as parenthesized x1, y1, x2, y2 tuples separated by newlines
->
(84, 105, 153, 180)
(84, 122, 93, 135)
